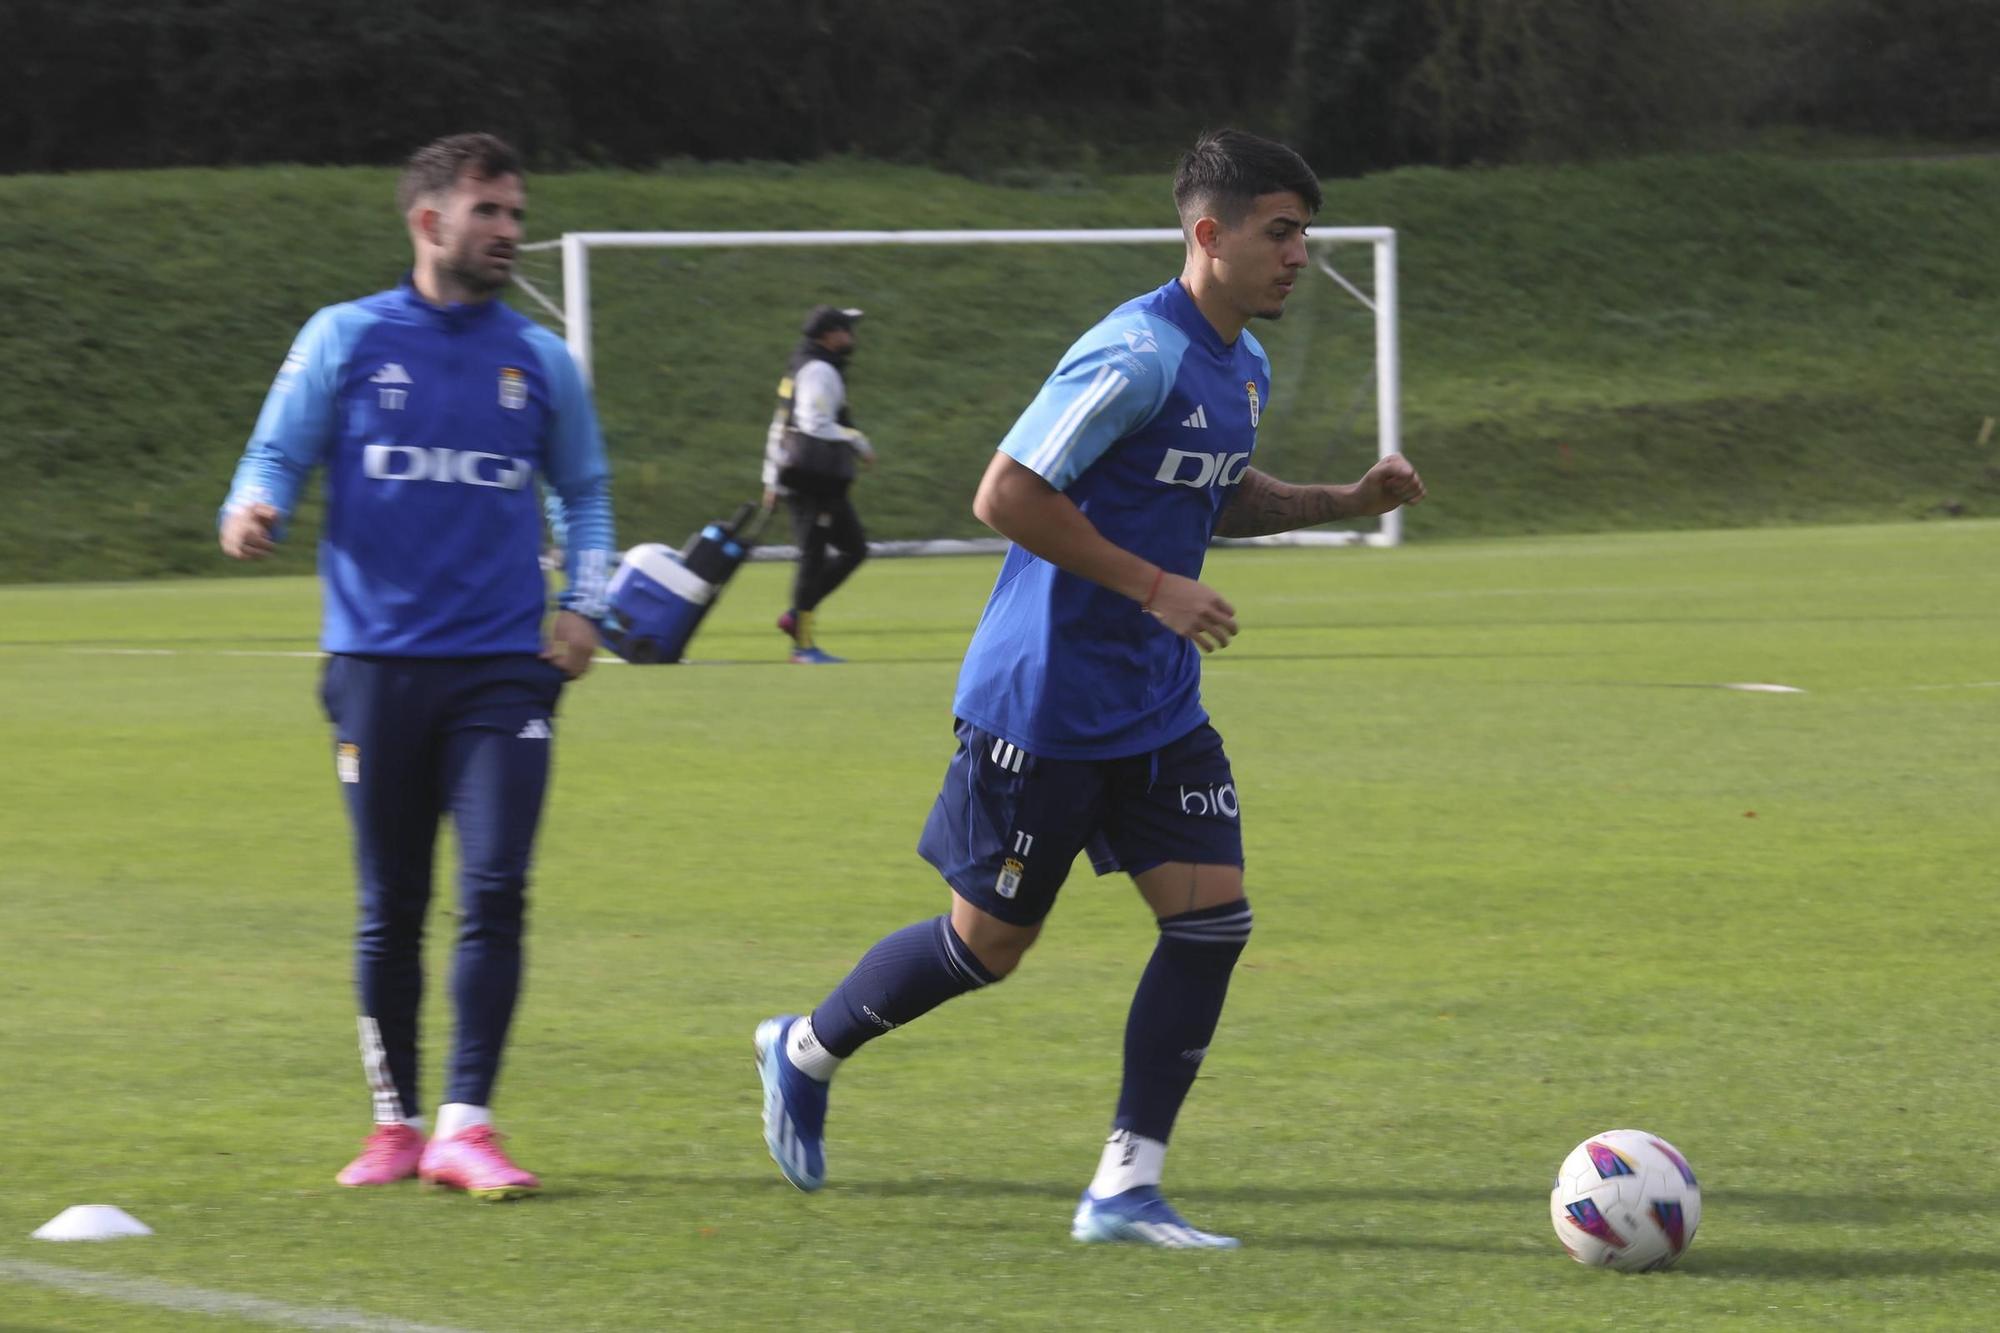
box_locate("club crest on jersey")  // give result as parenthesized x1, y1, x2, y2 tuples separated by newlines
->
(996, 857, 1024, 900)
(498, 366, 528, 410)
(1246, 380, 1260, 427)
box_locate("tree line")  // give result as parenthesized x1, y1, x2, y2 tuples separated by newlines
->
(6, 0, 1995, 177)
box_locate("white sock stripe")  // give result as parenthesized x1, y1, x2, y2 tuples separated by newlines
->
(938, 921, 990, 987)
(1162, 920, 1254, 942)
(942, 939, 987, 987)
(1163, 907, 1253, 933)
(1165, 914, 1254, 930)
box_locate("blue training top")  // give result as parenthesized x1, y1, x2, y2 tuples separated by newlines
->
(953, 278, 1271, 759)
(221, 277, 616, 657)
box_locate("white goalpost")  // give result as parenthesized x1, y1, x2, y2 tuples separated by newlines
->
(517, 227, 1402, 549)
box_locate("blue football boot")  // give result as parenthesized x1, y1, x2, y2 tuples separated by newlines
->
(754, 1015, 828, 1191)
(1071, 1185, 1240, 1249)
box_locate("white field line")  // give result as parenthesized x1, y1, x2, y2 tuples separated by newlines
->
(0, 1257, 481, 1332)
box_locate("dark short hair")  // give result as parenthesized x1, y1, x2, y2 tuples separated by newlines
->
(396, 133, 523, 214)
(1173, 129, 1322, 234)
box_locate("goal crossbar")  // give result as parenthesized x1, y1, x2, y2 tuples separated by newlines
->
(519, 226, 1401, 548)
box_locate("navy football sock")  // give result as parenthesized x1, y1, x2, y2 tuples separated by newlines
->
(1113, 899, 1253, 1144)
(809, 916, 998, 1057)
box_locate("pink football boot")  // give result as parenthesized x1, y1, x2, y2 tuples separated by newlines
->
(336, 1124, 427, 1187)
(418, 1125, 540, 1200)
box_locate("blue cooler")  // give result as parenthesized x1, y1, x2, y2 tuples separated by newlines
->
(600, 503, 764, 664)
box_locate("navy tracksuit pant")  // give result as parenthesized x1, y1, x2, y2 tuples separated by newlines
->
(321, 653, 565, 1120)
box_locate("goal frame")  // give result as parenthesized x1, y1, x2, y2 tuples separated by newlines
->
(517, 227, 1402, 548)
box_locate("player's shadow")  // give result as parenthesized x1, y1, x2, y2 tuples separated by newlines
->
(680, 654, 969, 668)
(1245, 1186, 2000, 1275)
(1289, 611, 1969, 632)
(1682, 1247, 2000, 1279)
(681, 648, 1598, 669)
(606, 1177, 1538, 1209)
(1721, 1187, 2000, 1224)
(581, 1175, 2000, 1277)
(1222, 650, 1599, 663)
(714, 1177, 1543, 1208)
(2, 634, 315, 648)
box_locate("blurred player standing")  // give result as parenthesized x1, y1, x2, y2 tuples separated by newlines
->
(220, 133, 616, 1199)
(754, 129, 1425, 1246)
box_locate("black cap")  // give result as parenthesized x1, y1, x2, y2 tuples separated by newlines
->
(802, 305, 864, 338)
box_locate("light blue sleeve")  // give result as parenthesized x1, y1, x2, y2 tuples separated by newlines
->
(998, 313, 1185, 491)
(219, 304, 366, 532)
(526, 325, 617, 619)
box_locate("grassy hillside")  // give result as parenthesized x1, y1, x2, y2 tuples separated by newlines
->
(2, 154, 1997, 581)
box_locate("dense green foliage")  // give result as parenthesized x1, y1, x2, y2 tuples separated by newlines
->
(3, 152, 1997, 582)
(5, 522, 1999, 1327)
(6, 0, 1995, 175)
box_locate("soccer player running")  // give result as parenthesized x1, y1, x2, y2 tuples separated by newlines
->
(219, 133, 616, 1200)
(755, 129, 1425, 1247)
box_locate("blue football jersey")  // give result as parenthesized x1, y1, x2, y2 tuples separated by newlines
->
(221, 278, 615, 656)
(954, 278, 1271, 759)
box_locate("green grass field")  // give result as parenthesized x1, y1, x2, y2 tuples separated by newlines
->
(3, 520, 1997, 1329)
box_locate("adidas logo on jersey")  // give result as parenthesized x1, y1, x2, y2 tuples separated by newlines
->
(1180, 405, 1210, 429)
(370, 363, 414, 385)
(516, 718, 552, 740)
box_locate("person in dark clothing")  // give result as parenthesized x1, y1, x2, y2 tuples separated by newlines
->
(761, 305, 874, 664)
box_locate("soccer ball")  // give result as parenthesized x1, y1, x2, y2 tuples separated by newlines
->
(1550, 1129, 1701, 1271)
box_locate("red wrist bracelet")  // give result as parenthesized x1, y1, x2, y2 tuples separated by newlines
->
(1142, 566, 1165, 611)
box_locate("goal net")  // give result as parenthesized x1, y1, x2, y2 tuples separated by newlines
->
(514, 227, 1401, 556)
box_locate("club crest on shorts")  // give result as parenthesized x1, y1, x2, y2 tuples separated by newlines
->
(996, 857, 1024, 900)
(498, 366, 528, 410)
(336, 742, 360, 784)
(1245, 380, 1260, 427)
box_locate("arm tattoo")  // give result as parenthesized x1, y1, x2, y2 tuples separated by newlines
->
(1213, 468, 1348, 538)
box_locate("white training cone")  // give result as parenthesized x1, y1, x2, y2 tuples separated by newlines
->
(32, 1205, 153, 1241)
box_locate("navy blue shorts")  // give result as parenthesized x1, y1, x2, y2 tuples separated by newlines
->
(319, 652, 568, 909)
(917, 719, 1244, 926)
